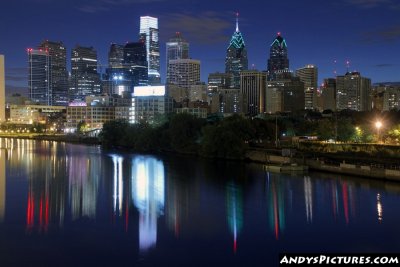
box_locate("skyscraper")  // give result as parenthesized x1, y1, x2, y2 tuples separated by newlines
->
(123, 41, 148, 88)
(38, 40, 68, 106)
(336, 72, 371, 111)
(225, 14, 248, 89)
(267, 33, 289, 79)
(28, 49, 52, 105)
(0, 55, 5, 123)
(140, 16, 160, 85)
(321, 78, 336, 111)
(70, 46, 101, 102)
(240, 70, 266, 115)
(166, 32, 189, 84)
(168, 59, 200, 90)
(108, 43, 124, 68)
(296, 65, 318, 110)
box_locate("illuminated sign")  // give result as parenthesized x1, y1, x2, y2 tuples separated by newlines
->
(133, 86, 165, 97)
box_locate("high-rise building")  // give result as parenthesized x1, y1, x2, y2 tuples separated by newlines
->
(166, 32, 189, 84)
(70, 46, 101, 102)
(167, 59, 200, 90)
(240, 70, 267, 115)
(267, 33, 289, 79)
(0, 55, 5, 123)
(39, 40, 68, 106)
(336, 72, 371, 111)
(225, 14, 248, 89)
(28, 49, 52, 105)
(321, 78, 336, 111)
(140, 16, 160, 85)
(373, 84, 400, 111)
(266, 74, 305, 113)
(296, 65, 318, 110)
(108, 43, 124, 68)
(207, 72, 232, 93)
(123, 41, 148, 89)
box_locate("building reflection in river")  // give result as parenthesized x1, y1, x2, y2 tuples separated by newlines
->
(0, 147, 6, 222)
(131, 156, 165, 253)
(226, 181, 243, 253)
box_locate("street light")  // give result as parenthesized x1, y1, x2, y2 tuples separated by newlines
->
(375, 121, 382, 143)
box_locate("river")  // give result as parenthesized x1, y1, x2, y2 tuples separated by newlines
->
(0, 138, 399, 266)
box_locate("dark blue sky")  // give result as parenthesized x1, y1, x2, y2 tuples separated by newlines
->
(1, 0, 399, 95)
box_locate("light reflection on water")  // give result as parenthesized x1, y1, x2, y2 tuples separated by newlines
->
(0, 138, 399, 266)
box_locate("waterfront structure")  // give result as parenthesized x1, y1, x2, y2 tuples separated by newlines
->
(266, 74, 305, 113)
(296, 65, 318, 110)
(267, 33, 289, 79)
(0, 55, 5, 123)
(70, 46, 101, 103)
(140, 16, 160, 85)
(166, 32, 189, 84)
(130, 86, 174, 124)
(240, 70, 266, 115)
(9, 104, 66, 124)
(39, 40, 68, 106)
(225, 14, 248, 89)
(66, 106, 115, 132)
(28, 49, 52, 105)
(321, 78, 336, 111)
(336, 72, 371, 111)
(167, 59, 200, 90)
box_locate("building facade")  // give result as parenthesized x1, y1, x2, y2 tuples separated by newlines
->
(140, 16, 160, 85)
(39, 40, 68, 106)
(336, 72, 371, 111)
(166, 32, 189, 84)
(167, 59, 200, 90)
(240, 70, 266, 115)
(267, 33, 289, 79)
(70, 46, 101, 103)
(266, 76, 305, 113)
(321, 78, 336, 111)
(28, 49, 52, 105)
(296, 65, 318, 110)
(225, 14, 248, 89)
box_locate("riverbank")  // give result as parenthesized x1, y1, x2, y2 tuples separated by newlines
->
(2, 134, 400, 181)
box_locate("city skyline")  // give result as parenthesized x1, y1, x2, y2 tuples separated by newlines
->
(1, 0, 399, 95)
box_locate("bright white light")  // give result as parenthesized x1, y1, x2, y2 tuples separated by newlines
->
(133, 86, 165, 97)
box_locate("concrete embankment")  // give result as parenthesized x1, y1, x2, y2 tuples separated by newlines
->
(245, 148, 400, 182)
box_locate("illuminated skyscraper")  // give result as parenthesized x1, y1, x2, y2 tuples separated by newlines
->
(168, 59, 200, 90)
(108, 43, 124, 68)
(240, 70, 266, 115)
(267, 33, 289, 79)
(140, 16, 160, 85)
(70, 46, 101, 102)
(336, 72, 371, 111)
(123, 41, 148, 88)
(38, 40, 68, 106)
(166, 32, 189, 84)
(28, 49, 52, 105)
(0, 55, 5, 122)
(225, 14, 248, 89)
(296, 65, 318, 110)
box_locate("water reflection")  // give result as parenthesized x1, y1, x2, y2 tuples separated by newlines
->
(226, 181, 243, 253)
(131, 156, 165, 253)
(1, 137, 400, 265)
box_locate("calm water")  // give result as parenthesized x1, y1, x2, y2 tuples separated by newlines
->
(0, 138, 399, 266)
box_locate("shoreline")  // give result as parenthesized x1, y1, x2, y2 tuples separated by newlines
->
(1, 134, 400, 182)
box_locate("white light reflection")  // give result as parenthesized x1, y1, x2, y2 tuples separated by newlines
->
(304, 176, 313, 223)
(377, 193, 383, 222)
(131, 157, 165, 253)
(111, 155, 124, 215)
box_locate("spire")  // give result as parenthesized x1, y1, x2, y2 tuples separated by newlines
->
(236, 12, 239, 32)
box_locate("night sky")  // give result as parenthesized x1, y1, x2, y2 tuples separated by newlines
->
(1, 0, 399, 95)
